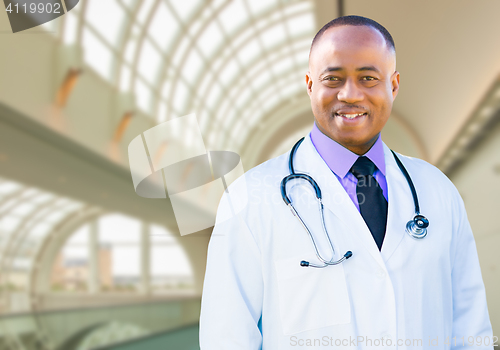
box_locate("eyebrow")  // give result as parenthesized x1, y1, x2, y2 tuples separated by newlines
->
(356, 66, 380, 73)
(321, 66, 381, 74)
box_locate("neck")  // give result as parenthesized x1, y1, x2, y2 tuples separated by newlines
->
(343, 136, 379, 155)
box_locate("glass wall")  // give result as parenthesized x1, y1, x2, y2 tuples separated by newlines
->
(51, 214, 194, 295)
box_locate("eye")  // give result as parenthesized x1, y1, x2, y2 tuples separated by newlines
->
(324, 76, 340, 81)
(361, 76, 377, 81)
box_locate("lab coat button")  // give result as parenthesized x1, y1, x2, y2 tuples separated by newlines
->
(377, 270, 386, 278)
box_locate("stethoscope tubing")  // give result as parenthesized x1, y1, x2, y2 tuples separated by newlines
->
(287, 200, 337, 265)
(282, 136, 429, 267)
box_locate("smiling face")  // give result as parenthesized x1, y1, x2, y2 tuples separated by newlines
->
(306, 25, 400, 155)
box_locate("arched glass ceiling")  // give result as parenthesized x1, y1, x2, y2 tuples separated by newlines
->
(0, 176, 193, 313)
(0, 178, 85, 274)
(52, 0, 315, 153)
(0, 177, 85, 312)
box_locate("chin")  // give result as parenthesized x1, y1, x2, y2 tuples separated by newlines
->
(333, 132, 374, 147)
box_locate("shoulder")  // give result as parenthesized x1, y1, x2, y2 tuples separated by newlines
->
(390, 151, 462, 202)
(227, 151, 290, 194)
(393, 152, 446, 178)
(215, 150, 289, 213)
(248, 151, 290, 179)
(214, 150, 292, 235)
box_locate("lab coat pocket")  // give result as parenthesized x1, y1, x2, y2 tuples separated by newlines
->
(274, 256, 351, 335)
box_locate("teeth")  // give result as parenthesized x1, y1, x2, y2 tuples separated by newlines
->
(338, 113, 365, 119)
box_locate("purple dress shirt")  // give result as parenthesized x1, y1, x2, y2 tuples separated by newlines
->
(310, 123, 388, 212)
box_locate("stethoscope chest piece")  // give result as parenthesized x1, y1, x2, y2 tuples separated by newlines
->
(406, 214, 429, 239)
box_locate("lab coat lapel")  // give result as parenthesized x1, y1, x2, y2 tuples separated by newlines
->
(380, 142, 415, 262)
(294, 136, 386, 268)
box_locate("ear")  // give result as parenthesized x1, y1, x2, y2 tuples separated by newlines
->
(391, 71, 400, 100)
(305, 72, 313, 97)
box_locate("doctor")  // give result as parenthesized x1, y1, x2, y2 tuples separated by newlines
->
(199, 15, 493, 349)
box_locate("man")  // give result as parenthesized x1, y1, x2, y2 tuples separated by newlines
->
(199, 16, 492, 349)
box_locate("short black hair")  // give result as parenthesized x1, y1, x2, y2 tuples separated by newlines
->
(310, 15, 395, 55)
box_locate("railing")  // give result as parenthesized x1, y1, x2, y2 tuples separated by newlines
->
(0, 297, 201, 350)
(96, 324, 199, 350)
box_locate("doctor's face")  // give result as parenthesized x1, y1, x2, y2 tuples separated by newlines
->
(306, 25, 400, 155)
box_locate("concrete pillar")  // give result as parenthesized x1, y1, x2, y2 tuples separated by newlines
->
(140, 222, 151, 295)
(88, 220, 100, 294)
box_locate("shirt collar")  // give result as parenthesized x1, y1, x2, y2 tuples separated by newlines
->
(310, 122, 386, 178)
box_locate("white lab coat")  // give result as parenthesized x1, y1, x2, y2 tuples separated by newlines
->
(199, 135, 492, 350)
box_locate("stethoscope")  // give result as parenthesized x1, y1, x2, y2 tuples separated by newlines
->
(280, 137, 429, 268)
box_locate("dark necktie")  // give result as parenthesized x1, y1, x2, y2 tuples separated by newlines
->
(350, 156, 388, 250)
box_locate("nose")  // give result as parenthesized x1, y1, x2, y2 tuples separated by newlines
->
(337, 78, 364, 103)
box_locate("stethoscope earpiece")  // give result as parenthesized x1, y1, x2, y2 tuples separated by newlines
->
(406, 214, 429, 239)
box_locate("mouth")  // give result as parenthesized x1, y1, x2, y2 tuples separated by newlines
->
(334, 112, 368, 120)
